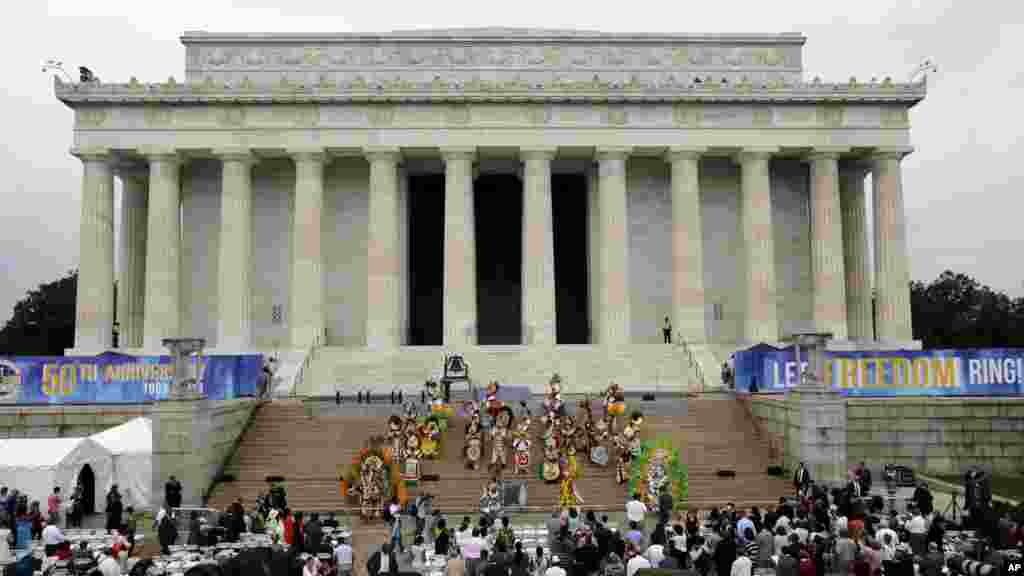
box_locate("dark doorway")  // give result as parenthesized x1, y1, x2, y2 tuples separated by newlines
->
(77, 464, 95, 515)
(408, 174, 445, 346)
(474, 174, 523, 344)
(552, 174, 591, 344)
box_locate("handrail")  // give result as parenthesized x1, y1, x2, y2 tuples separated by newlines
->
(738, 395, 782, 467)
(677, 335, 707, 395)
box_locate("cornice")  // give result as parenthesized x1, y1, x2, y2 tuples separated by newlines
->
(55, 76, 926, 106)
(181, 29, 807, 45)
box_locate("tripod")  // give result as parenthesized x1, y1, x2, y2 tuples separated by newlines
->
(943, 491, 963, 525)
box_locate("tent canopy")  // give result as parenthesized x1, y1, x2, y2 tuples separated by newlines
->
(92, 416, 152, 455)
(89, 416, 153, 510)
(0, 437, 88, 469)
(0, 436, 112, 510)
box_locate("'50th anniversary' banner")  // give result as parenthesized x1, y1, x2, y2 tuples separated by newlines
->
(0, 351, 262, 404)
(734, 346, 1024, 396)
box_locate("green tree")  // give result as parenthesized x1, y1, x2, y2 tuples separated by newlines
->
(910, 270, 1024, 349)
(0, 270, 77, 356)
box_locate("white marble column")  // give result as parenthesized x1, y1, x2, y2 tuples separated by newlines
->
(366, 148, 402, 349)
(290, 149, 327, 349)
(72, 149, 115, 352)
(840, 163, 872, 341)
(442, 148, 477, 348)
(521, 148, 557, 346)
(667, 147, 707, 344)
(142, 151, 182, 351)
(116, 165, 148, 349)
(809, 149, 850, 340)
(872, 148, 915, 342)
(596, 147, 632, 346)
(587, 162, 601, 345)
(736, 148, 780, 344)
(214, 149, 256, 350)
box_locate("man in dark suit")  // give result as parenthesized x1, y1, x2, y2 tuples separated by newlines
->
(367, 543, 399, 576)
(305, 512, 324, 554)
(794, 463, 811, 497)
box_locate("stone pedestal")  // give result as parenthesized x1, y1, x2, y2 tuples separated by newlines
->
(153, 337, 209, 507)
(785, 332, 848, 487)
(151, 397, 213, 507)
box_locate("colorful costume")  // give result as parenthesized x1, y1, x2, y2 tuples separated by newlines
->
(512, 415, 532, 475)
(464, 410, 483, 470)
(558, 458, 583, 509)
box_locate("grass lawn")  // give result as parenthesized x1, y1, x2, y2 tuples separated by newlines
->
(934, 474, 1024, 503)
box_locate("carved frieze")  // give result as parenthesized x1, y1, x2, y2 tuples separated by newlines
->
(216, 106, 247, 128)
(817, 105, 844, 128)
(673, 104, 697, 126)
(76, 108, 108, 128)
(143, 106, 174, 127)
(71, 101, 913, 132)
(880, 106, 909, 128)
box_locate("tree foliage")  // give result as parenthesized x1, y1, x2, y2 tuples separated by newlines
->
(911, 270, 1024, 349)
(0, 270, 77, 356)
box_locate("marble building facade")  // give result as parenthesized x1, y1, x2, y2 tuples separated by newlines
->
(56, 29, 925, 393)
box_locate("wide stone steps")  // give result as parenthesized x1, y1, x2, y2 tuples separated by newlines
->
(208, 397, 791, 514)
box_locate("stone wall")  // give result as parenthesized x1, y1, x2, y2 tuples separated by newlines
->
(0, 404, 149, 438)
(748, 394, 1024, 477)
(151, 398, 258, 507)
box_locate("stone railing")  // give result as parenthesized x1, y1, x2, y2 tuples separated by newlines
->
(54, 75, 927, 104)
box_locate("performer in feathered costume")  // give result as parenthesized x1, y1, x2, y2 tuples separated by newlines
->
(558, 456, 584, 511)
(490, 406, 513, 473)
(542, 374, 565, 426)
(614, 411, 644, 484)
(604, 382, 626, 435)
(387, 415, 404, 460)
(511, 408, 533, 476)
(485, 380, 503, 419)
(464, 401, 484, 470)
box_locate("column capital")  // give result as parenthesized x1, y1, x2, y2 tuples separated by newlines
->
(113, 161, 149, 182)
(520, 147, 558, 161)
(213, 148, 258, 165)
(440, 147, 476, 162)
(869, 146, 914, 161)
(288, 148, 327, 164)
(733, 147, 779, 163)
(70, 147, 113, 163)
(806, 147, 851, 161)
(665, 147, 707, 162)
(364, 147, 402, 164)
(139, 147, 183, 164)
(595, 146, 632, 161)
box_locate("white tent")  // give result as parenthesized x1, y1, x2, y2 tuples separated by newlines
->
(0, 437, 113, 513)
(91, 417, 152, 510)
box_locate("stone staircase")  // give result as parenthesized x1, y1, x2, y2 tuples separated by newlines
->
(207, 395, 790, 514)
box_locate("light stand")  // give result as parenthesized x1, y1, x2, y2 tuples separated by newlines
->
(943, 490, 962, 526)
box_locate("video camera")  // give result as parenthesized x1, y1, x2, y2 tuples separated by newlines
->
(883, 464, 916, 487)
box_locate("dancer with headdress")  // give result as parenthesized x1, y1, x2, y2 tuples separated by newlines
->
(558, 456, 584, 511)
(490, 406, 513, 473)
(464, 401, 484, 470)
(511, 409, 533, 475)
(614, 411, 644, 484)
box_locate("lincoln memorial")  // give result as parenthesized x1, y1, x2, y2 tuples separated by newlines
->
(56, 28, 925, 394)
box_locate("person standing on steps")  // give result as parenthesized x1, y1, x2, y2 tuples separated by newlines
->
(662, 317, 672, 344)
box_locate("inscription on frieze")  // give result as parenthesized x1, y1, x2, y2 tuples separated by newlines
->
(184, 33, 805, 87)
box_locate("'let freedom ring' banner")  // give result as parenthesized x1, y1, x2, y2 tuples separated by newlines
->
(0, 351, 262, 404)
(734, 346, 1024, 396)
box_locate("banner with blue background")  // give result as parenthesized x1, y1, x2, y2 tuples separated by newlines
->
(734, 345, 1024, 396)
(0, 351, 262, 404)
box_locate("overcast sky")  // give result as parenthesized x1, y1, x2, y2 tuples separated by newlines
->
(1, 0, 1022, 324)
